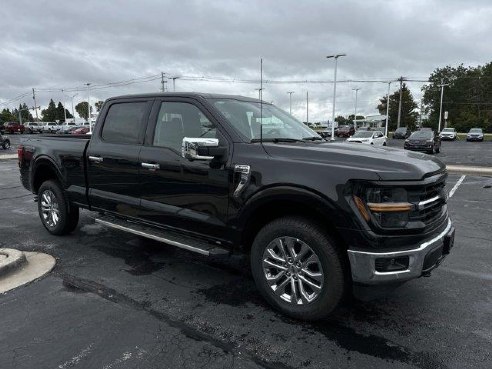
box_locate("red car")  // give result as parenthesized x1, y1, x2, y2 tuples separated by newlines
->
(71, 127, 90, 135)
(4, 121, 25, 134)
(336, 125, 355, 137)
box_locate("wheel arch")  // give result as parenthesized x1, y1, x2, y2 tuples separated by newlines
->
(32, 156, 64, 194)
(238, 186, 349, 255)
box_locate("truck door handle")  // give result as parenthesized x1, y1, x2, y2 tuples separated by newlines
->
(141, 162, 160, 170)
(88, 156, 103, 163)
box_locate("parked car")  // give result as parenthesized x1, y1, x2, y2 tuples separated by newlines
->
(24, 122, 43, 134)
(336, 125, 355, 137)
(43, 122, 60, 133)
(393, 127, 411, 139)
(439, 128, 457, 141)
(4, 121, 25, 134)
(346, 130, 387, 146)
(57, 122, 78, 134)
(1, 134, 10, 149)
(71, 126, 90, 135)
(466, 128, 484, 142)
(404, 130, 441, 154)
(18, 92, 455, 321)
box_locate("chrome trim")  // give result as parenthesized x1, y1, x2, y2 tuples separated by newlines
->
(141, 162, 160, 170)
(233, 164, 251, 199)
(95, 218, 210, 256)
(347, 219, 452, 284)
(88, 156, 103, 163)
(417, 195, 441, 209)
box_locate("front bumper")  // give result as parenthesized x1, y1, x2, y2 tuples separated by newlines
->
(347, 219, 454, 284)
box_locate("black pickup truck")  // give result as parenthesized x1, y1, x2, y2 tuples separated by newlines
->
(18, 93, 455, 320)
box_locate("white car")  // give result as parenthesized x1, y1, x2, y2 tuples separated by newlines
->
(346, 130, 387, 146)
(439, 128, 457, 140)
(42, 122, 61, 133)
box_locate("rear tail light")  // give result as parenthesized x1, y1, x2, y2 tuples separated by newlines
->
(17, 145, 24, 166)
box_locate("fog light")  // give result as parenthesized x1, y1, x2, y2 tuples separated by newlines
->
(375, 256, 409, 272)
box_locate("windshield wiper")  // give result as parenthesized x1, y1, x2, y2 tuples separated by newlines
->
(251, 138, 304, 143)
(302, 136, 324, 141)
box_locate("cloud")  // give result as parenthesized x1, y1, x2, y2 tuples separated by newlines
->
(0, 0, 491, 121)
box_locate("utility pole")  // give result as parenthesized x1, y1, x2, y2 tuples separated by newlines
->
(385, 82, 391, 137)
(161, 72, 166, 92)
(306, 91, 309, 124)
(438, 79, 449, 133)
(352, 88, 360, 130)
(287, 91, 294, 115)
(86, 83, 91, 133)
(255, 88, 263, 100)
(18, 109, 22, 125)
(326, 54, 346, 141)
(32, 88, 39, 121)
(396, 76, 405, 129)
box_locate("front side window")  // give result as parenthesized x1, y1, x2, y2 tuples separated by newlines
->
(101, 102, 147, 144)
(210, 99, 319, 141)
(153, 102, 216, 152)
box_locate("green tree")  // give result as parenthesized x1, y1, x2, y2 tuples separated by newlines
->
(335, 115, 347, 124)
(95, 100, 104, 112)
(0, 108, 15, 123)
(41, 99, 58, 122)
(377, 83, 417, 131)
(75, 101, 92, 121)
(17, 103, 33, 122)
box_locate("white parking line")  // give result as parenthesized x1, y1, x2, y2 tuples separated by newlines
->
(449, 175, 466, 198)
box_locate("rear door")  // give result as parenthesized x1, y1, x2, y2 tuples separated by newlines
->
(86, 98, 153, 215)
(137, 98, 231, 241)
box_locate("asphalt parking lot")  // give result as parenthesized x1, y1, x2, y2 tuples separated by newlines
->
(0, 155, 491, 368)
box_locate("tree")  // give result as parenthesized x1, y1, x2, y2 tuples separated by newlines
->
(55, 102, 72, 122)
(335, 115, 347, 124)
(17, 103, 33, 122)
(41, 99, 58, 122)
(422, 63, 492, 132)
(75, 102, 92, 121)
(377, 83, 417, 131)
(95, 100, 104, 112)
(1, 108, 15, 123)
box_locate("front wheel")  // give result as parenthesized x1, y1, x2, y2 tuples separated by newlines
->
(38, 180, 79, 235)
(251, 217, 346, 320)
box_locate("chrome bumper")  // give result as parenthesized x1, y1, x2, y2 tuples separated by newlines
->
(347, 220, 453, 284)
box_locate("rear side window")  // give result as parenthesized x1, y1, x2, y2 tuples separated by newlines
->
(102, 102, 147, 144)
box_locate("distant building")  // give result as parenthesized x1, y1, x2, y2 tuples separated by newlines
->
(354, 115, 387, 129)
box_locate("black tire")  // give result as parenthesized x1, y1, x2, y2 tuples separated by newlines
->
(2, 140, 10, 150)
(38, 180, 79, 235)
(251, 216, 346, 321)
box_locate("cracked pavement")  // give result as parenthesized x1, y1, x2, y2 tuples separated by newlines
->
(0, 159, 491, 368)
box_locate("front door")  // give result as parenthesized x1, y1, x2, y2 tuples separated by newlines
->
(138, 99, 231, 241)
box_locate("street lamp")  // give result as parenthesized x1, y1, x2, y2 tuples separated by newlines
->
(327, 54, 346, 141)
(352, 88, 360, 130)
(384, 82, 391, 137)
(287, 91, 294, 115)
(86, 83, 91, 133)
(437, 79, 449, 133)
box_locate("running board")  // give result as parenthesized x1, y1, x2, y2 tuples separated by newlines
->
(95, 215, 230, 256)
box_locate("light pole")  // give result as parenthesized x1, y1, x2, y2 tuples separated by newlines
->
(352, 88, 360, 130)
(70, 93, 78, 123)
(255, 88, 263, 101)
(86, 83, 92, 133)
(287, 91, 294, 115)
(306, 91, 309, 125)
(396, 76, 406, 129)
(169, 76, 180, 92)
(327, 54, 346, 141)
(437, 79, 449, 133)
(385, 82, 391, 137)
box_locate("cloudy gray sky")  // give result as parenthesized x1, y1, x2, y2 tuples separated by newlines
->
(1, 0, 491, 121)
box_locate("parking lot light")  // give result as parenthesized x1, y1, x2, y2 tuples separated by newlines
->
(327, 54, 346, 141)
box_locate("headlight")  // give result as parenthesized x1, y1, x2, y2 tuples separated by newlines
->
(354, 187, 412, 228)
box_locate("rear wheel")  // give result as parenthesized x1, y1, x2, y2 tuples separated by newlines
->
(38, 180, 79, 235)
(251, 217, 346, 320)
(2, 140, 10, 150)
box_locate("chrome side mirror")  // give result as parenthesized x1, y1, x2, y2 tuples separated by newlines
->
(181, 137, 220, 160)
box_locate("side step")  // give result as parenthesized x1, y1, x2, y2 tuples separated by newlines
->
(95, 215, 230, 256)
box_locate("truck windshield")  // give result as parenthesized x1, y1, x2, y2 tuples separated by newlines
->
(211, 99, 321, 141)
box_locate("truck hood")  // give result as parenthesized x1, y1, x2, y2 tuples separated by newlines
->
(262, 142, 445, 181)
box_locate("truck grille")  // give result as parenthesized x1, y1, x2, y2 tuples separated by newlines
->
(408, 178, 446, 226)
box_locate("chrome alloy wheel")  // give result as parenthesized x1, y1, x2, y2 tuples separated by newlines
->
(40, 189, 60, 228)
(262, 236, 324, 305)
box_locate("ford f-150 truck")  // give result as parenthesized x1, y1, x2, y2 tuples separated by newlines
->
(18, 93, 455, 320)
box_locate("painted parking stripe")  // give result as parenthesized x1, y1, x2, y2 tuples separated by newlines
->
(448, 175, 466, 198)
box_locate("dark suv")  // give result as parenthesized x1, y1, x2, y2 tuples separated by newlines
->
(393, 127, 411, 139)
(404, 130, 441, 154)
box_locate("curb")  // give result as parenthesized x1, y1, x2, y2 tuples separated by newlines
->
(0, 248, 27, 277)
(446, 165, 492, 175)
(0, 154, 17, 160)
